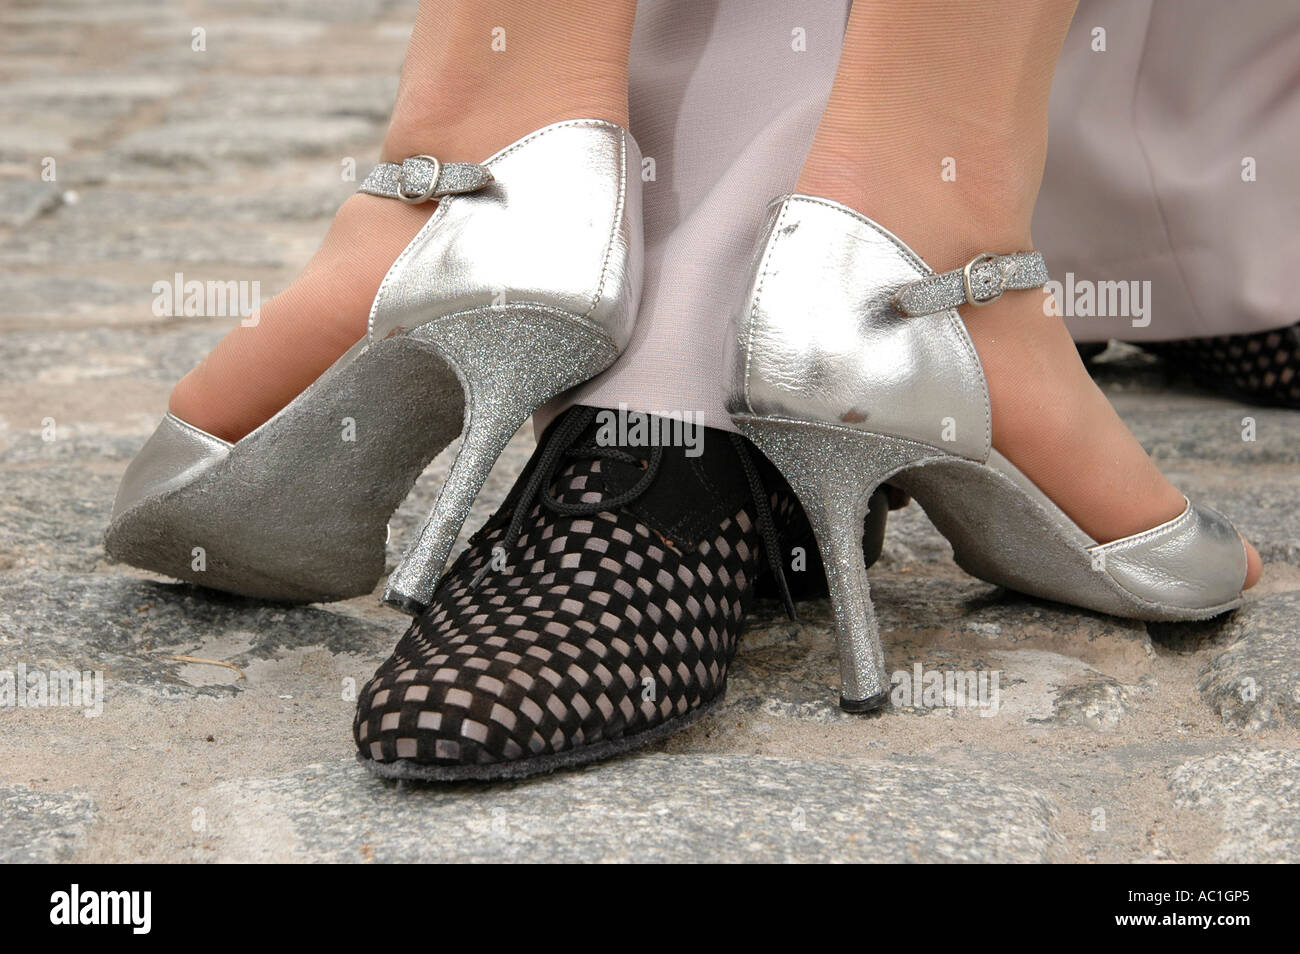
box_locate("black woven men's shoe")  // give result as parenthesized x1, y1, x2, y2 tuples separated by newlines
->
(354, 405, 886, 781)
(1141, 322, 1300, 409)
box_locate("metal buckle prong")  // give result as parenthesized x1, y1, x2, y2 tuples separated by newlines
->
(396, 155, 441, 204)
(963, 252, 1005, 307)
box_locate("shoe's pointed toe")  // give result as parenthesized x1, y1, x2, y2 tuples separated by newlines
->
(352, 522, 734, 781)
(105, 412, 236, 587)
(354, 660, 535, 772)
(109, 413, 230, 525)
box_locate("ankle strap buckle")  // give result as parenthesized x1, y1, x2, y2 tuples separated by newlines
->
(358, 156, 493, 203)
(892, 250, 1049, 318)
(963, 252, 1006, 307)
(396, 155, 441, 204)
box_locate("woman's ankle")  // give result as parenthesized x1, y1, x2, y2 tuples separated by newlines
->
(381, 1, 632, 163)
(793, 0, 1068, 267)
(383, 65, 629, 164)
(383, 100, 628, 167)
(795, 139, 1039, 269)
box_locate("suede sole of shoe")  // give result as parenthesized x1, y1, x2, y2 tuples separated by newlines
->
(357, 694, 725, 783)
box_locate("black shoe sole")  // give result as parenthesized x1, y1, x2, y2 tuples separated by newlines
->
(358, 694, 725, 783)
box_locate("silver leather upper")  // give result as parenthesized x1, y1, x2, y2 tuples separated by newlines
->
(982, 450, 1247, 611)
(727, 195, 992, 461)
(1091, 498, 1247, 610)
(367, 119, 643, 351)
(111, 412, 230, 521)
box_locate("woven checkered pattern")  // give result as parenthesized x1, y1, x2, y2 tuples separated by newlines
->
(1145, 322, 1300, 409)
(355, 453, 768, 771)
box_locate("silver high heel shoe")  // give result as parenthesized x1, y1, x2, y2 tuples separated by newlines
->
(106, 119, 643, 613)
(727, 195, 1249, 711)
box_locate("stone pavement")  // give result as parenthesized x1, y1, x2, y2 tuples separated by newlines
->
(2, 0, 1298, 864)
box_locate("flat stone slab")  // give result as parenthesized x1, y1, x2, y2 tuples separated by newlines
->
(0, 325, 223, 395)
(111, 117, 379, 172)
(0, 181, 61, 228)
(1198, 593, 1300, 731)
(733, 589, 1154, 728)
(164, 75, 395, 126)
(0, 217, 291, 268)
(1168, 749, 1300, 863)
(209, 754, 1062, 863)
(0, 461, 120, 573)
(45, 186, 349, 229)
(0, 274, 159, 323)
(0, 785, 97, 862)
(0, 569, 397, 697)
(1122, 400, 1297, 467)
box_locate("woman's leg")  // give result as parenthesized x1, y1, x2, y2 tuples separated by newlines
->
(796, 0, 1260, 583)
(169, 0, 637, 443)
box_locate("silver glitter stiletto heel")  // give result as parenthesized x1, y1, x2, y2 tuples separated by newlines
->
(107, 120, 642, 608)
(728, 195, 1249, 711)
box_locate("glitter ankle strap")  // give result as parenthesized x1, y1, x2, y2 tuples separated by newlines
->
(893, 250, 1048, 317)
(358, 155, 493, 204)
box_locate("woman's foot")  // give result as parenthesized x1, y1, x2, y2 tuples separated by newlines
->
(354, 406, 824, 779)
(168, 194, 432, 442)
(168, 0, 637, 443)
(795, 0, 1261, 587)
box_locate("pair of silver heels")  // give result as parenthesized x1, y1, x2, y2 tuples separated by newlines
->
(107, 120, 1249, 711)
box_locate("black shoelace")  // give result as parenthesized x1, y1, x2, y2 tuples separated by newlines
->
(471, 406, 798, 619)
(728, 432, 797, 620)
